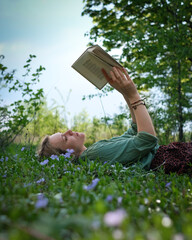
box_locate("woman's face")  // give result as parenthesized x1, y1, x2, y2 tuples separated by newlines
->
(49, 130, 86, 156)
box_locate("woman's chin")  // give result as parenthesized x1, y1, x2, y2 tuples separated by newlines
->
(80, 133, 86, 141)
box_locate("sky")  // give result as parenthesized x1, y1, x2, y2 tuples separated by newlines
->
(0, 0, 124, 127)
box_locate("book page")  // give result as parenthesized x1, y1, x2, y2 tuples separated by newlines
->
(91, 45, 122, 68)
(82, 58, 104, 80)
(72, 52, 112, 89)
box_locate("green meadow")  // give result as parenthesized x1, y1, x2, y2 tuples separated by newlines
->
(0, 145, 191, 240)
(1, 1, 192, 238)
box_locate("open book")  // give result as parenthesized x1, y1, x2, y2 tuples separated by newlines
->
(72, 45, 122, 89)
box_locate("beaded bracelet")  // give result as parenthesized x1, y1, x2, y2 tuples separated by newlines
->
(132, 101, 146, 110)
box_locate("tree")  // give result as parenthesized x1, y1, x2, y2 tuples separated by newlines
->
(82, 0, 192, 141)
(19, 99, 68, 144)
(0, 55, 44, 148)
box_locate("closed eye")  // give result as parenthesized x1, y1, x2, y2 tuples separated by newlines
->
(61, 134, 67, 141)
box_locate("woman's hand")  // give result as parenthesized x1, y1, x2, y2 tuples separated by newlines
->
(102, 67, 156, 136)
(102, 67, 139, 101)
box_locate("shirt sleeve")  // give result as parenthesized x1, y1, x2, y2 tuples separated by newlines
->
(108, 131, 158, 169)
(80, 127, 159, 170)
(123, 122, 137, 136)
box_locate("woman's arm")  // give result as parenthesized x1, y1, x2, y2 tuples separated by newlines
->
(123, 94, 136, 124)
(102, 67, 156, 136)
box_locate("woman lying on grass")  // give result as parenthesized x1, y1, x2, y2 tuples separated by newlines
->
(38, 67, 192, 175)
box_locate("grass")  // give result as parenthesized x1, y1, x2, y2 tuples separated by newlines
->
(0, 144, 192, 240)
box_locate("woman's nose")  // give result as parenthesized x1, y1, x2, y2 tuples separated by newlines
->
(66, 130, 73, 135)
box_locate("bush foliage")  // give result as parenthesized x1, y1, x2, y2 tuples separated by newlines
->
(0, 55, 45, 149)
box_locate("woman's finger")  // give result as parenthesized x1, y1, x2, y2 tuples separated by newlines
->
(113, 67, 122, 80)
(114, 67, 128, 83)
(102, 69, 112, 82)
(117, 68, 127, 80)
(110, 70, 116, 81)
(122, 68, 131, 81)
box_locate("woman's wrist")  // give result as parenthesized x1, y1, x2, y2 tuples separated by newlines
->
(128, 94, 141, 105)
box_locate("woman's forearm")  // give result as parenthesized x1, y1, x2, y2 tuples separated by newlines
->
(123, 94, 136, 124)
(128, 93, 156, 136)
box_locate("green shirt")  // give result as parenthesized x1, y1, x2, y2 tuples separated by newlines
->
(80, 122, 159, 170)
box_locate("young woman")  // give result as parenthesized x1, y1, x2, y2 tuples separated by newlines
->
(38, 67, 192, 175)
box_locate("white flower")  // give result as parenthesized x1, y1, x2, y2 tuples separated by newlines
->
(162, 216, 172, 227)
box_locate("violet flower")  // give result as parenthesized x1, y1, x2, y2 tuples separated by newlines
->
(84, 178, 100, 191)
(64, 152, 71, 158)
(40, 159, 49, 165)
(36, 178, 45, 184)
(66, 149, 74, 154)
(50, 155, 59, 160)
(24, 182, 32, 187)
(117, 196, 123, 205)
(165, 182, 172, 188)
(63, 149, 74, 158)
(35, 194, 48, 209)
(21, 147, 25, 151)
(104, 209, 127, 227)
(106, 195, 113, 202)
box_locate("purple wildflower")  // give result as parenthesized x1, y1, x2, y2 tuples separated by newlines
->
(104, 161, 108, 164)
(106, 195, 113, 202)
(84, 178, 100, 191)
(64, 152, 71, 158)
(66, 149, 74, 154)
(50, 155, 59, 160)
(40, 159, 49, 165)
(0, 157, 8, 162)
(24, 182, 32, 187)
(165, 182, 172, 188)
(21, 147, 25, 151)
(145, 188, 149, 194)
(51, 164, 55, 168)
(36, 178, 45, 184)
(35, 194, 48, 209)
(117, 197, 123, 205)
(104, 209, 127, 227)
(63, 149, 74, 158)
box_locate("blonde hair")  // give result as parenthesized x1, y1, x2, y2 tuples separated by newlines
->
(38, 135, 66, 159)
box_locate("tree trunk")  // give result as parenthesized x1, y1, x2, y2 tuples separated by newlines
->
(177, 60, 184, 142)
